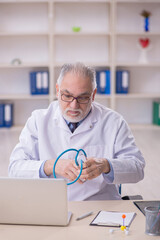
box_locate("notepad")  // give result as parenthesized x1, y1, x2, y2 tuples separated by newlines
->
(90, 211, 136, 227)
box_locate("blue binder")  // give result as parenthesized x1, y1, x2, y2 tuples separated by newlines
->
(96, 70, 110, 94)
(42, 71, 49, 94)
(30, 71, 49, 95)
(0, 104, 4, 127)
(116, 70, 129, 94)
(4, 104, 13, 128)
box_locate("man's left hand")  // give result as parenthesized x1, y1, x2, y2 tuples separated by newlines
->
(79, 158, 110, 181)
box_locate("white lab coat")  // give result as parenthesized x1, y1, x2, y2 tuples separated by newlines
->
(9, 101, 145, 201)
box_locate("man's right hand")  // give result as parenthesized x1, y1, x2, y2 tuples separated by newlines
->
(44, 159, 84, 184)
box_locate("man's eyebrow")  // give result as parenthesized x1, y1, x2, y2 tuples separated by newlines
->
(61, 89, 91, 96)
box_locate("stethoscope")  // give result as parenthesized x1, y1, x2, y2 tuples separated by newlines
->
(53, 148, 87, 185)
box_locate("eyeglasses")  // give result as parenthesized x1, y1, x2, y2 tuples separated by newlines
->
(60, 92, 92, 104)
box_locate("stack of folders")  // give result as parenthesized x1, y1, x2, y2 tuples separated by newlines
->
(153, 101, 160, 126)
(116, 70, 129, 94)
(0, 103, 13, 128)
(96, 70, 110, 94)
(30, 71, 49, 95)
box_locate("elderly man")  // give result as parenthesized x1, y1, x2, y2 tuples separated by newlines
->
(9, 62, 145, 201)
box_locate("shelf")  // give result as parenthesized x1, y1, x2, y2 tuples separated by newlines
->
(0, 94, 50, 100)
(54, 32, 111, 36)
(95, 94, 111, 99)
(0, 125, 23, 132)
(0, 31, 49, 36)
(0, 0, 159, 130)
(116, 32, 160, 36)
(0, 63, 49, 68)
(54, 61, 111, 67)
(130, 124, 160, 130)
(115, 93, 160, 99)
(116, 63, 160, 67)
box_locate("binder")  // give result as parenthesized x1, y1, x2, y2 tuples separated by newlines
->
(4, 104, 13, 128)
(116, 70, 129, 94)
(42, 71, 49, 94)
(0, 104, 4, 127)
(36, 72, 42, 94)
(30, 71, 49, 95)
(153, 102, 160, 126)
(30, 72, 37, 95)
(96, 70, 110, 94)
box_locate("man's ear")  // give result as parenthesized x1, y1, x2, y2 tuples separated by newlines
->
(92, 88, 97, 101)
(56, 84, 59, 98)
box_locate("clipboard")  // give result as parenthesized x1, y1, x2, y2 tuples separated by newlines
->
(90, 210, 136, 227)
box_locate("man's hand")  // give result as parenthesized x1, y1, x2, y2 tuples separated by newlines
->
(44, 159, 83, 184)
(80, 158, 110, 181)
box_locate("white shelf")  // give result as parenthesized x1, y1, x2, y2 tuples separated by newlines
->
(130, 124, 160, 130)
(0, 31, 49, 36)
(115, 93, 160, 99)
(0, 63, 49, 68)
(0, 0, 159, 130)
(0, 94, 49, 100)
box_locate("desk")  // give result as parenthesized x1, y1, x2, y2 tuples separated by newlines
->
(0, 200, 159, 240)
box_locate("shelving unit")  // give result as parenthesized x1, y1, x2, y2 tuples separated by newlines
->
(0, 0, 160, 132)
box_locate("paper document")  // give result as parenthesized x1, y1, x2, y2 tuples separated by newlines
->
(90, 211, 136, 227)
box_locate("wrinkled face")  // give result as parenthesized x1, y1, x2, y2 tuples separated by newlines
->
(56, 72, 97, 123)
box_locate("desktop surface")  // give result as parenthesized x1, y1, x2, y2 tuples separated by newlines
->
(0, 200, 157, 240)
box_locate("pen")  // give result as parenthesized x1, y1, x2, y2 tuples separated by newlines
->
(76, 211, 93, 221)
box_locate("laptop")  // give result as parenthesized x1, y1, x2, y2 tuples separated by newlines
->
(0, 178, 72, 226)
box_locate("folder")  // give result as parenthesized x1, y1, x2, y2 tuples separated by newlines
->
(0, 104, 4, 127)
(30, 71, 49, 95)
(153, 102, 160, 126)
(4, 104, 13, 128)
(116, 70, 129, 94)
(42, 71, 49, 94)
(96, 70, 110, 94)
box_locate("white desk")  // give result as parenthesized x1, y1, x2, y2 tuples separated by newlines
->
(0, 200, 159, 240)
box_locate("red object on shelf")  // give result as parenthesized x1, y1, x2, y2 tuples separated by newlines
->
(139, 38, 150, 48)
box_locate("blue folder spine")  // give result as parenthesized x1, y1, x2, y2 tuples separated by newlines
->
(4, 104, 13, 128)
(30, 71, 49, 95)
(42, 71, 49, 94)
(0, 104, 4, 127)
(116, 70, 129, 94)
(96, 70, 110, 94)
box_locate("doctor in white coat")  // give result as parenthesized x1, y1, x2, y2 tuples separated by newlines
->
(9, 62, 145, 201)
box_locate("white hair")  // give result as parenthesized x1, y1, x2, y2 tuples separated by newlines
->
(57, 62, 97, 90)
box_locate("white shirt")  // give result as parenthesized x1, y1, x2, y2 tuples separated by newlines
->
(9, 101, 145, 201)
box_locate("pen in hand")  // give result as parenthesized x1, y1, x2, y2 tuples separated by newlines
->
(76, 211, 93, 221)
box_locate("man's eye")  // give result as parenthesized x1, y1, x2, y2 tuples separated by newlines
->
(79, 97, 89, 100)
(64, 95, 72, 99)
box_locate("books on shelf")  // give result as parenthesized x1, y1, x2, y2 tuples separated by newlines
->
(96, 70, 110, 94)
(153, 101, 160, 126)
(30, 71, 49, 95)
(0, 103, 13, 128)
(116, 70, 129, 94)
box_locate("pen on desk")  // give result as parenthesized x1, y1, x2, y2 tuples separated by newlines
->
(76, 211, 93, 221)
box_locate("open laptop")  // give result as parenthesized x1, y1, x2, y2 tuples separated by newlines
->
(0, 178, 72, 226)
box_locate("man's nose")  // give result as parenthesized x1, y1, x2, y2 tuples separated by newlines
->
(70, 98, 79, 108)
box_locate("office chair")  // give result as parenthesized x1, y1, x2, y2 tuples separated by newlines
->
(119, 184, 143, 200)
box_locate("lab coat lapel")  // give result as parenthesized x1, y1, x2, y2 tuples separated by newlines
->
(53, 107, 70, 132)
(73, 104, 98, 135)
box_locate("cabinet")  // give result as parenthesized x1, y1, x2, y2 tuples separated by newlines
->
(0, 0, 160, 132)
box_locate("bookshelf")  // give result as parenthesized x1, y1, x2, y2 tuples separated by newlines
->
(0, 0, 160, 132)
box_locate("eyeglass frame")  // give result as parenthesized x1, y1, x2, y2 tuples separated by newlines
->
(60, 91, 93, 104)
